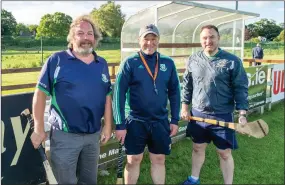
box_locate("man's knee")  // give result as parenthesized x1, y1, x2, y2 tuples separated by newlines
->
(149, 153, 165, 165)
(127, 154, 143, 166)
(217, 149, 232, 160)
(193, 143, 207, 153)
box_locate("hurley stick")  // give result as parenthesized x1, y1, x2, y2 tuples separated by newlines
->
(21, 109, 58, 184)
(189, 116, 269, 138)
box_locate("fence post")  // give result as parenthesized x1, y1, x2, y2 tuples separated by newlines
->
(267, 65, 273, 111)
(260, 105, 264, 114)
(41, 36, 43, 65)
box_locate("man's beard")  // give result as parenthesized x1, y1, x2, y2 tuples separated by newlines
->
(74, 41, 94, 56)
(74, 47, 93, 55)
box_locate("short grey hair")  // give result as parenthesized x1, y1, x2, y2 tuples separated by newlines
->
(67, 15, 102, 49)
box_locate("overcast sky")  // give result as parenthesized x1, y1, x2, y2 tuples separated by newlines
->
(2, 1, 284, 25)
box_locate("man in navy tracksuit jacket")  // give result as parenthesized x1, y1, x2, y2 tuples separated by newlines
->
(113, 24, 181, 184)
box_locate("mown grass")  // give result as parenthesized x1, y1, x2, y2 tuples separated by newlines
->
(2, 42, 283, 69)
(1, 44, 284, 95)
(1, 49, 121, 69)
(96, 101, 284, 184)
(244, 48, 284, 60)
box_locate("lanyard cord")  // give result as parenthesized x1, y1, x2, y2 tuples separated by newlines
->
(138, 51, 159, 81)
(138, 51, 159, 95)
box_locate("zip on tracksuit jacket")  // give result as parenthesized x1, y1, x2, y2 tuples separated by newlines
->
(113, 50, 181, 130)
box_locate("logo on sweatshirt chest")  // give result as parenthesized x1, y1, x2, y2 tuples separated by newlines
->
(214, 60, 233, 72)
(215, 60, 227, 68)
(102, 74, 108, 83)
(160, 64, 167, 72)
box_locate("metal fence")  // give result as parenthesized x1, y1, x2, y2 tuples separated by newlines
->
(1, 35, 120, 68)
(244, 41, 284, 52)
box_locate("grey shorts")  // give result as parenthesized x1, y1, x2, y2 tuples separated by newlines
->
(50, 129, 100, 184)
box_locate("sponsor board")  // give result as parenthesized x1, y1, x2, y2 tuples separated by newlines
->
(245, 65, 268, 109)
(1, 93, 46, 184)
(271, 64, 284, 103)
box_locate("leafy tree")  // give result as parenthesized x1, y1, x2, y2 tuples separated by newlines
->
(28, 24, 38, 35)
(1, 9, 17, 36)
(250, 37, 260, 43)
(36, 12, 72, 38)
(247, 19, 283, 41)
(246, 23, 259, 39)
(273, 30, 284, 42)
(244, 26, 251, 40)
(15, 23, 30, 36)
(90, 1, 125, 37)
(278, 30, 284, 41)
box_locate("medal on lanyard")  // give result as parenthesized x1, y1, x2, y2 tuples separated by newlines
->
(153, 82, 158, 95)
(139, 51, 159, 95)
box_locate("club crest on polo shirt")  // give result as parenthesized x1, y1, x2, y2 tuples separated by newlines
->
(160, 64, 167, 72)
(102, 74, 108, 83)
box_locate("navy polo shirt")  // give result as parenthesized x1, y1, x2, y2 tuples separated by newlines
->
(37, 48, 112, 133)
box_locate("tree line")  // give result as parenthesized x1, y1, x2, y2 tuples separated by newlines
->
(245, 19, 284, 42)
(1, 2, 284, 42)
(1, 2, 125, 39)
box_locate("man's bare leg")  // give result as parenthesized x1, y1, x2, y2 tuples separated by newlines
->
(217, 149, 234, 184)
(124, 153, 143, 184)
(149, 153, 166, 184)
(191, 143, 208, 178)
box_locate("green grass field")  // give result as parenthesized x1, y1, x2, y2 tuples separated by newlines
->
(1, 47, 121, 96)
(1, 43, 284, 184)
(2, 43, 283, 69)
(244, 48, 284, 60)
(96, 101, 284, 184)
(1, 48, 121, 69)
(1, 43, 284, 95)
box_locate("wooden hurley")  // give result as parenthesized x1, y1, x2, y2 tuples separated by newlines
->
(116, 140, 124, 184)
(189, 116, 269, 138)
(21, 109, 58, 184)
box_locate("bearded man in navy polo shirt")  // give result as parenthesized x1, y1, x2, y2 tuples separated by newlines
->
(30, 15, 113, 184)
(113, 24, 181, 184)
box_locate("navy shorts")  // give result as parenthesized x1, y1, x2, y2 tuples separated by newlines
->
(124, 117, 171, 155)
(186, 109, 238, 150)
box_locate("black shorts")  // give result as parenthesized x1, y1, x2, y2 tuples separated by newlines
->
(186, 109, 238, 150)
(124, 117, 171, 155)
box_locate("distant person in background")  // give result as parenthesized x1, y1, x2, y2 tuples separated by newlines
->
(252, 43, 264, 65)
